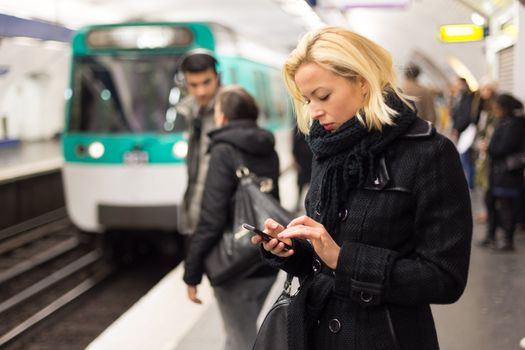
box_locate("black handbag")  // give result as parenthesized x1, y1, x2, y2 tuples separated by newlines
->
(204, 147, 295, 286)
(253, 274, 295, 350)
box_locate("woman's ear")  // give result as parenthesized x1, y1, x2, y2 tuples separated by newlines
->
(215, 111, 227, 127)
(357, 76, 369, 97)
(214, 102, 227, 127)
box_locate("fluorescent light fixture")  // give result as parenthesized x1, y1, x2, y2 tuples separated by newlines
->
(331, 0, 410, 9)
(447, 55, 479, 91)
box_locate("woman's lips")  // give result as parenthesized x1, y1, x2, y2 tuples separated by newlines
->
(322, 123, 335, 131)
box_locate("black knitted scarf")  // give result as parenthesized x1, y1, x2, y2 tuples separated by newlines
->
(307, 91, 417, 237)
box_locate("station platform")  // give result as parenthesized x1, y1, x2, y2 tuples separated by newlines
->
(0, 139, 62, 184)
(86, 191, 525, 350)
(0, 139, 64, 229)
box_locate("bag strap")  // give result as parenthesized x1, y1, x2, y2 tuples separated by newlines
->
(283, 273, 312, 297)
(283, 273, 294, 296)
(224, 143, 251, 179)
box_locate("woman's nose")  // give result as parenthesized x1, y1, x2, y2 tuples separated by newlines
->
(309, 103, 324, 119)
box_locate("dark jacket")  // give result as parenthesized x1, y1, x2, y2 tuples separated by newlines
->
(488, 115, 525, 190)
(183, 119, 280, 286)
(263, 118, 472, 350)
(452, 90, 474, 135)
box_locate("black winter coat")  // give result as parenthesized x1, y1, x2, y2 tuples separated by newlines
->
(263, 118, 472, 350)
(183, 119, 280, 286)
(488, 115, 525, 190)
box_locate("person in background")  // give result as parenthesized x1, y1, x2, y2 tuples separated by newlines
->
(292, 124, 313, 213)
(402, 63, 437, 124)
(479, 93, 525, 252)
(451, 77, 476, 190)
(176, 50, 221, 235)
(472, 82, 498, 224)
(253, 26, 472, 350)
(184, 86, 279, 350)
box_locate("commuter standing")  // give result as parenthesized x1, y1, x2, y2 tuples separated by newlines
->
(473, 82, 498, 224)
(479, 94, 525, 251)
(252, 26, 472, 350)
(176, 50, 221, 235)
(184, 86, 279, 350)
(402, 63, 437, 124)
(451, 77, 476, 189)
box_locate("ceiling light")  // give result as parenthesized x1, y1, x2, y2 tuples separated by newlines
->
(471, 12, 485, 26)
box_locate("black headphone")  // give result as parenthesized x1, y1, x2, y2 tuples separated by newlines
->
(174, 48, 220, 86)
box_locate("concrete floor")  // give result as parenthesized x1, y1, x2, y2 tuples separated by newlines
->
(432, 190, 525, 350)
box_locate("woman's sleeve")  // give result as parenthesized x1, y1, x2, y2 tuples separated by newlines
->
(259, 238, 314, 279)
(183, 144, 237, 286)
(334, 137, 473, 307)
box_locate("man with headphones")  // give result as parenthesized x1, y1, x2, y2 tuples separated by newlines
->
(176, 49, 221, 235)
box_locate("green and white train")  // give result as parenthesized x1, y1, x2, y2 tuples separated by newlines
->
(62, 22, 294, 233)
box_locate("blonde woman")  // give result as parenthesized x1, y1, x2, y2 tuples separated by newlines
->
(253, 27, 472, 349)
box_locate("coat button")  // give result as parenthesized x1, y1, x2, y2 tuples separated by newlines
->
(360, 291, 374, 303)
(329, 318, 341, 333)
(312, 259, 321, 273)
(338, 208, 348, 221)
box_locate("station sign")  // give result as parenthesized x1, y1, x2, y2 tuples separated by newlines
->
(439, 24, 485, 42)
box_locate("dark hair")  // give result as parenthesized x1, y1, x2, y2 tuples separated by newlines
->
(458, 77, 469, 89)
(218, 86, 259, 121)
(404, 64, 420, 80)
(180, 51, 217, 74)
(495, 93, 524, 117)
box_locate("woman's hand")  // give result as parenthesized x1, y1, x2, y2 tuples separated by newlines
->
(251, 218, 294, 258)
(279, 216, 341, 269)
(187, 285, 202, 304)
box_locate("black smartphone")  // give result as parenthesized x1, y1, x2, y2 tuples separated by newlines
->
(242, 223, 293, 250)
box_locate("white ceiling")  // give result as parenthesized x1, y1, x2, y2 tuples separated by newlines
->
(456, 0, 513, 17)
(0, 0, 499, 83)
(0, 0, 309, 53)
(343, 0, 488, 85)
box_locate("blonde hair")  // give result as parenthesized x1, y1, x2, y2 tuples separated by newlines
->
(283, 26, 413, 134)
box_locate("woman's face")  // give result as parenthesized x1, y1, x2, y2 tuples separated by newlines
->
(294, 62, 367, 132)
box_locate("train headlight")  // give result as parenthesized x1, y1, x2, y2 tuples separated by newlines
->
(88, 141, 105, 159)
(172, 141, 188, 159)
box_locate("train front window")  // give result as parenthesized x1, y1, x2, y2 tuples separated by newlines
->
(69, 55, 187, 133)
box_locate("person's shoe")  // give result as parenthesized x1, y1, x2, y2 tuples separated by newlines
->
(497, 242, 515, 252)
(477, 238, 496, 249)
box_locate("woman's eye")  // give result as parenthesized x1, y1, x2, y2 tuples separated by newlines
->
(319, 94, 330, 101)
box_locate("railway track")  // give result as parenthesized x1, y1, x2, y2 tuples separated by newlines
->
(0, 209, 112, 348)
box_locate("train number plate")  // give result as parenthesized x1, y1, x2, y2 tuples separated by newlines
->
(124, 150, 149, 164)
